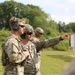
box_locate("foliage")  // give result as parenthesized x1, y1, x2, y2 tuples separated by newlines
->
(0, 0, 75, 34)
(52, 40, 69, 51)
(0, 0, 48, 30)
(63, 22, 75, 33)
(0, 29, 69, 51)
(0, 0, 72, 51)
(0, 29, 10, 44)
(57, 21, 66, 32)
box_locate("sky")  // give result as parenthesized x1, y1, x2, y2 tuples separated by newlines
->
(0, 0, 75, 24)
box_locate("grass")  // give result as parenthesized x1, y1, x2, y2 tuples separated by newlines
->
(0, 48, 74, 75)
(40, 50, 74, 75)
(0, 47, 4, 75)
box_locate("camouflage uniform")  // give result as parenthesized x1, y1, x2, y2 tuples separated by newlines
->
(2, 34, 28, 75)
(31, 36, 41, 75)
(31, 27, 44, 75)
(24, 37, 63, 75)
(23, 41, 38, 75)
(21, 24, 64, 75)
(33, 36, 63, 75)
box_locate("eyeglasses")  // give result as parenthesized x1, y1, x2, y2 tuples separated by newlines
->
(37, 31, 43, 35)
(27, 32, 32, 35)
(38, 32, 43, 35)
(19, 25, 25, 28)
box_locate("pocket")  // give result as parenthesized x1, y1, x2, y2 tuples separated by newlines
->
(4, 71, 13, 75)
(24, 63, 37, 75)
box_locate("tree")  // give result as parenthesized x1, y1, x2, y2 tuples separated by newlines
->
(0, 1, 48, 30)
(0, 0, 28, 29)
(64, 22, 75, 33)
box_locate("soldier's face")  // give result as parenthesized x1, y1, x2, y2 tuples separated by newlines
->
(18, 22, 25, 34)
(37, 33, 43, 38)
(26, 32, 33, 40)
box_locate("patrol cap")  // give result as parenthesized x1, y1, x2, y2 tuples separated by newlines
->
(25, 24, 34, 33)
(35, 27, 44, 35)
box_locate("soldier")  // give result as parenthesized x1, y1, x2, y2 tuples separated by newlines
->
(31, 27, 44, 43)
(30, 27, 44, 75)
(21, 24, 69, 75)
(21, 24, 36, 75)
(1, 17, 29, 75)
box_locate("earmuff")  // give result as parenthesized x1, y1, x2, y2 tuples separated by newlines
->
(11, 18, 19, 31)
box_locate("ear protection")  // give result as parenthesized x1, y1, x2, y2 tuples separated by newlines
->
(11, 18, 19, 31)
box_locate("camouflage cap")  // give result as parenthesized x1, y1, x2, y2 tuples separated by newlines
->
(25, 24, 34, 33)
(35, 27, 44, 35)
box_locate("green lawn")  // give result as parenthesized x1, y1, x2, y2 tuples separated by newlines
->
(40, 50, 74, 75)
(0, 49, 74, 75)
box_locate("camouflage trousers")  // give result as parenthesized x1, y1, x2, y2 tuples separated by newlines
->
(24, 62, 41, 75)
(3, 65, 24, 75)
(24, 71, 41, 75)
(35, 58, 41, 75)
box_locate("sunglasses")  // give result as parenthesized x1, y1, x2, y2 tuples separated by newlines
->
(19, 25, 25, 28)
(38, 32, 43, 35)
(27, 32, 32, 35)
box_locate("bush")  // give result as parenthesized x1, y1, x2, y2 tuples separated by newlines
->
(52, 40, 69, 51)
(0, 29, 69, 51)
(0, 29, 10, 45)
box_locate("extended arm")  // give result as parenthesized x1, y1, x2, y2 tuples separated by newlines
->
(36, 36, 63, 51)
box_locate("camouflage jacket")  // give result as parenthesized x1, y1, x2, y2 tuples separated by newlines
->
(23, 36, 63, 72)
(34, 36, 63, 52)
(2, 34, 28, 75)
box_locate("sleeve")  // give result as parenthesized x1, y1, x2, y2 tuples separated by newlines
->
(36, 36, 63, 51)
(5, 40, 26, 64)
